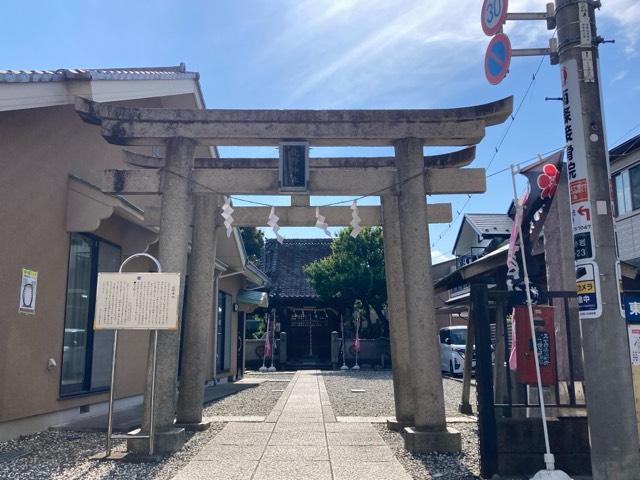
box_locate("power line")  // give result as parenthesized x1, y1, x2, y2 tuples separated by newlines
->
(430, 50, 550, 254)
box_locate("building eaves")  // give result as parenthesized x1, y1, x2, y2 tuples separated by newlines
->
(0, 63, 199, 83)
(610, 133, 640, 162)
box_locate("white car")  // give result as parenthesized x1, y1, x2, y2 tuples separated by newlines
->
(439, 325, 474, 375)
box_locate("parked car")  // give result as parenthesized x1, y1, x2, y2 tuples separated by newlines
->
(439, 325, 474, 375)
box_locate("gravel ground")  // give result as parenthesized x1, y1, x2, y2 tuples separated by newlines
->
(375, 423, 480, 480)
(0, 379, 290, 480)
(322, 370, 475, 417)
(0, 423, 226, 480)
(203, 380, 287, 417)
(323, 370, 481, 479)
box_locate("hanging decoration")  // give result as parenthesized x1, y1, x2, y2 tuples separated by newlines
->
(221, 199, 234, 238)
(350, 201, 362, 238)
(267, 207, 284, 244)
(315, 207, 331, 237)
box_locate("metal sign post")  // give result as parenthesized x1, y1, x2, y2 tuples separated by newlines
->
(101, 253, 179, 458)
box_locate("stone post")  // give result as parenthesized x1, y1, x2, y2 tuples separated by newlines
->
(459, 312, 475, 415)
(279, 331, 288, 367)
(394, 138, 461, 452)
(176, 193, 220, 429)
(380, 194, 415, 431)
(130, 137, 197, 454)
(331, 331, 340, 370)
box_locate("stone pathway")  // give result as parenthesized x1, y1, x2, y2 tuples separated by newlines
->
(173, 370, 411, 480)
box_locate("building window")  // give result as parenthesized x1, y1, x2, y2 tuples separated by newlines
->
(614, 165, 640, 216)
(60, 233, 121, 396)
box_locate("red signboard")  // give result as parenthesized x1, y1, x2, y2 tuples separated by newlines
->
(570, 178, 589, 204)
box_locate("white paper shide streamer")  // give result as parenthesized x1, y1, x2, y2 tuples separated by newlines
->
(267, 207, 284, 244)
(221, 199, 234, 238)
(350, 201, 361, 238)
(315, 207, 331, 237)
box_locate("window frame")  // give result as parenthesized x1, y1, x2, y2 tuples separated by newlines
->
(614, 165, 640, 217)
(59, 232, 121, 398)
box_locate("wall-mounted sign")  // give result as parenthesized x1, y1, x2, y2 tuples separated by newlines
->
(279, 141, 309, 192)
(18, 268, 38, 315)
(624, 293, 640, 324)
(481, 0, 508, 36)
(628, 326, 640, 366)
(94, 272, 181, 330)
(484, 33, 512, 85)
(576, 261, 602, 319)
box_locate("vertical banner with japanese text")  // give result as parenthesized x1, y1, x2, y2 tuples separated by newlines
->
(561, 58, 602, 319)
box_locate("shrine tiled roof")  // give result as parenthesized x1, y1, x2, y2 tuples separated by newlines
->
(261, 238, 333, 300)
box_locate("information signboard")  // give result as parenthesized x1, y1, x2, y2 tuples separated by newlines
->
(95, 272, 180, 330)
(18, 268, 38, 315)
(562, 58, 603, 319)
(576, 262, 602, 319)
(628, 326, 640, 366)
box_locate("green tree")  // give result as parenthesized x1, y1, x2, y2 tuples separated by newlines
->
(240, 227, 265, 263)
(304, 227, 388, 337)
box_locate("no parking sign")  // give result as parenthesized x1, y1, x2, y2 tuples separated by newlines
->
(484, 33, 512, 85)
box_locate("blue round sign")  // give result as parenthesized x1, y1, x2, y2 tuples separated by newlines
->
(484, 33, 511, 85)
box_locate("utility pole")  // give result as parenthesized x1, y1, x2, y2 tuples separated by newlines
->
(555, 1, 640, 477)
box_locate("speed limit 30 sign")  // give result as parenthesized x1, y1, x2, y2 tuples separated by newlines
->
(482, 0, 508, 36)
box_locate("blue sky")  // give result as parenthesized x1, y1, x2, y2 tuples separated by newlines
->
(4, 0, 639, 261)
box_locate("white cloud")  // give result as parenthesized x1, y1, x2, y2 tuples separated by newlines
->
(599, 0, 640, 54)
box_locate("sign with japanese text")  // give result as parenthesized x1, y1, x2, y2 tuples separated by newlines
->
(95, 273, 181, 330)
(18, 268, 38, 315)
(562, 58, 603, 319)
(576, 262, 602, 319)
(562, 59, 595, 266)
(628, 326, 640, 366)
(624, 294, 640, 324)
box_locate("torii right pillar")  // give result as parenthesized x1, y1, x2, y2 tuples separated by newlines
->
(395, 137, 461, 452)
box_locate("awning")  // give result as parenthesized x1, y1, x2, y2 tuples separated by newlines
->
(237, 290, 269, 308)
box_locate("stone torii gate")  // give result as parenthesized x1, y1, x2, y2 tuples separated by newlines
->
(76, 96, 512, 455)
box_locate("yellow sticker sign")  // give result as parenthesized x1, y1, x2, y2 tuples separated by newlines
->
(577, 280, 595, 295)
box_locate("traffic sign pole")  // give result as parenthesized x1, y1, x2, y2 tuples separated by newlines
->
(555, 1, 640, 477)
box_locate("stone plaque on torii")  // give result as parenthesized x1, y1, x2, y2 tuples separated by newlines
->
(75, 96, 512, 455)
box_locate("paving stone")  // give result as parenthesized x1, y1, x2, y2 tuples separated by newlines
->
(262, 445, 329, 461)
(206, 415, 266, 422)
(171, 370, 411, 480)
(332, 460, 412, 480)
(326, 431, 386, 446)
(276, 416, 324, 423)
(328, 445, 396, 462)
(172, 460, 259, 480)
(194, 444, 265, 461)
(273, 422, 326, 432)
(325, 423, 377, 433)
(253, 460, 332, 480)
(221, 422, 275, 433)
(268, 431, 327, 446)
(211, 431, 270, 446)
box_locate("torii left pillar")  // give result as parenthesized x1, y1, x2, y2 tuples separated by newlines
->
(129, 137, 196, 454)
(176, 193, 220, 429)
(395, 137, 461, 453)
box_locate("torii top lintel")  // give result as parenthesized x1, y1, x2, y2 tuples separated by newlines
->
(75, 96, 513, 147)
